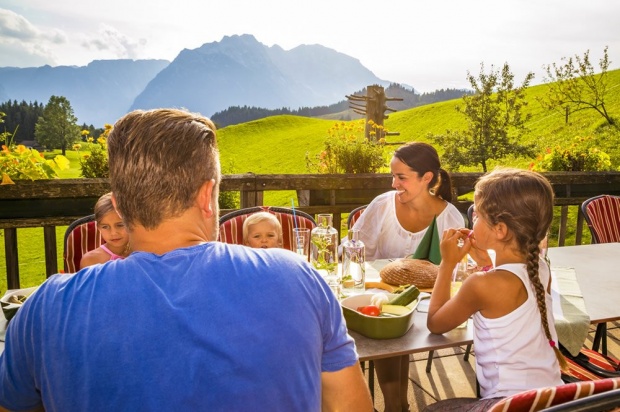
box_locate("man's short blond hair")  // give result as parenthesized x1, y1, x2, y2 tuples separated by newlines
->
(242, 212, 283, 244)
(107, 109, 220, 229)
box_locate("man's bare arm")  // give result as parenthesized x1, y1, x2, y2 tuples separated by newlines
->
(321, 363, 373, 411)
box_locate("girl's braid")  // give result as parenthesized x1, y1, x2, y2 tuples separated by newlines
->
(525, 238, 568, 371)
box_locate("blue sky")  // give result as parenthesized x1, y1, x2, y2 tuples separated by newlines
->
(1, 0, 619, 92)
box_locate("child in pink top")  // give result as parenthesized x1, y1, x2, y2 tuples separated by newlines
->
(80, 192, 131, 269)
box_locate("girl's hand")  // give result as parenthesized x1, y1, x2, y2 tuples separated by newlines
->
(466, 231, 493, 268)
(440, 228, 470, 268)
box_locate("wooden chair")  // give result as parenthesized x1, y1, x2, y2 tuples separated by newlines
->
(543, 387, 620, 411)
(346, 205, 367, 229)
(581, 194, 620, 244)
(488, 377, 620, 412)
(581, 194, 620, 355)
(467, 203, 475, 229)
(63, 214, 101, 273)
(560, 343, 620, 383)
(218, 206, 316, 251)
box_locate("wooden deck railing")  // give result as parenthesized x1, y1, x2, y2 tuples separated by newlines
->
(3, 171, 620, 289)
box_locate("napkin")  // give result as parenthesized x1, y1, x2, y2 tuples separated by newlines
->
(551, 267, 591, 356)
(410, 216, 442, 265)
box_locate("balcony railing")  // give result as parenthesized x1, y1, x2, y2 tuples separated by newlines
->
(3, 171, 620, 289)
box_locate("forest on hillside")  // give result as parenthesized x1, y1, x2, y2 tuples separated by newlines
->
(211, 84, 472, 127)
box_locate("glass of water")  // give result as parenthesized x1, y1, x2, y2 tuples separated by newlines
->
(293, 228, 310, 261)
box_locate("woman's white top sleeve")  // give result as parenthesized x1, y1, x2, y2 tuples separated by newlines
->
(352, 191, 465, 260)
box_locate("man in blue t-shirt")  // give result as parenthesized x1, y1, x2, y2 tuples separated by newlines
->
(0, 109, 373, 412)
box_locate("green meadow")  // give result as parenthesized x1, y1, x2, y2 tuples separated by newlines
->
(3, 69, 620, 291)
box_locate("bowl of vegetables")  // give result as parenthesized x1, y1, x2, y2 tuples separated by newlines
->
(340, 285, 419, 339)
(1, 286, 38, 321)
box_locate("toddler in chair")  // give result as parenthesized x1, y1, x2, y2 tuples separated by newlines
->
(243, 212, 283, 249)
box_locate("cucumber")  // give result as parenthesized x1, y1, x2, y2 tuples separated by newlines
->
(387, 284, 420, 306)
(381, 304, 412, 316)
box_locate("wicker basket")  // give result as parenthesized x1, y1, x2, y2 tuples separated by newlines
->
(379, 258, 439, 289)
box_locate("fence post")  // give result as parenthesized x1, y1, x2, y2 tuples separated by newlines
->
(4, 228, 19, 289)
(44, 226, 58, 276)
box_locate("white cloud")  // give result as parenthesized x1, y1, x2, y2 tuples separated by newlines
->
(0, 8, 66, 66)
(81, 24, 147, 60)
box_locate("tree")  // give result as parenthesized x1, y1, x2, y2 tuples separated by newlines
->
(540, 46, 615, 126)
(0, 100, 44, 143)
(35, 96, 81, 155)
(429, 63, 536, 172)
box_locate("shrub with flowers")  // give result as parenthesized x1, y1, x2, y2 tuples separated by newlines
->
(77, 125, 111, 178)
(1, 113, 69, 184)
(306, 120, 387, 174)
(530, 136, 613, 172)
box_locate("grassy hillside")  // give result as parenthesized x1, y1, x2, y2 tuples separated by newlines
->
(3, 69, 620, 291)
(218, 68, 620, 179)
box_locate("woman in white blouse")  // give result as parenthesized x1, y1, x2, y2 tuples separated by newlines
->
(352, 142, 464, 412)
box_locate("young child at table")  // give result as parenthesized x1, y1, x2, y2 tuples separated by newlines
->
(80, 192, 131, 269)
(426, 168, 566, 411)
(243, 212, 283, 249)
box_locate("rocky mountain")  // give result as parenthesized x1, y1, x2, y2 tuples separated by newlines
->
(130, 34, 388, 117)
(0, 59, 169, 126)
(0, 34, 389, 126)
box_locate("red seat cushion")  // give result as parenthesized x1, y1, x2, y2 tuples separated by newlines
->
(64, 221, 102, 273)
(584, 195, 620, 243)
(563, 347, 620, 381)
(488, 377, 620, 412)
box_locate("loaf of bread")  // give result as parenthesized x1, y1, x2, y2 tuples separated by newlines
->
(379, 258, 439, 288)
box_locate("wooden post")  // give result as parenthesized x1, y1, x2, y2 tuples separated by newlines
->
(44, 226, 58, 276)
(365, 85, 384, 141)
(4, 228, 19, 289)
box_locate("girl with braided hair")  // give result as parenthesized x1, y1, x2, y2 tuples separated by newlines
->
(425, 168, 566, 411)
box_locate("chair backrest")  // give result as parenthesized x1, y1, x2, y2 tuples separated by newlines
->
(466, 204, 475, 230)
(581, 195, 620, 244)
(218, 206, 317, 251)
(63, 214, 102, 273)
(542, 387, 620, 411)
(347, 205, 367, 230)
(488, 377, 620, 412)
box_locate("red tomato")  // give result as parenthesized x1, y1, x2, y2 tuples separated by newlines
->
(356, 305, 381, 317)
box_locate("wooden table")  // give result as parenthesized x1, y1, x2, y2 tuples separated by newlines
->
(352, 261, 474, 398)
(353, 244, 620, 362)
(351, 245, 620, 396)
(353, 260, 473, 362)
(547, 243, 620, 354)
(352, 311, 472, 362)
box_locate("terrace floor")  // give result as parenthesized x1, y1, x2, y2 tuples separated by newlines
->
(364, 323, 620, 412)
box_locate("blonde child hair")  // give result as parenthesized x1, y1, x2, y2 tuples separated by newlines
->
(242, 212, 283, 247)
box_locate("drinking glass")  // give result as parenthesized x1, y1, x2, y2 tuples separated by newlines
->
(452, 255, 469, 328)
(293, 228, 310, 261)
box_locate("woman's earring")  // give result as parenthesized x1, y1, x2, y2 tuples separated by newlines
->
(429, 188, 436, 196)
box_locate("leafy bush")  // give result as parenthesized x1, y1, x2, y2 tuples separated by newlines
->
(77, 125, 111, 178)
(305, 120, 386, 174)
(219, 160, 240, 210)
(1, 112, 69, 183)
(530, 136, 613, 172)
